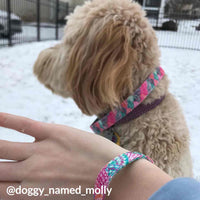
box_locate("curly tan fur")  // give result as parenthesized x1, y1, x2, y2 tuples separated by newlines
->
(33, 0, 193, 177)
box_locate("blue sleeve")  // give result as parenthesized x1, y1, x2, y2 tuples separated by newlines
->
(149, 178, 200, 200)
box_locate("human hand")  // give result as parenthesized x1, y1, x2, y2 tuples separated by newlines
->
(0, 113, 127, 200)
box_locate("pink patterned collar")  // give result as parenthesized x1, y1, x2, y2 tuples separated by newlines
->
(90, 67, 165, 134)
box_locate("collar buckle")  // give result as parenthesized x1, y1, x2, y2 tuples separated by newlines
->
(101, 129, 120, 145)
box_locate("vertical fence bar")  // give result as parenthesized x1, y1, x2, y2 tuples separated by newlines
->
(6, 0, 12, 46)
(37, 0, 40, 41)
(55, 0, 59, 40)
(66, 2, 69, 16)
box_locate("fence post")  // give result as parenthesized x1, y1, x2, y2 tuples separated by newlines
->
(66, 2, 69, 16)
(6, 0, 12, 46)
(156, 9, 160, 28)
(55, 0, 59, 40)
(37, 0, 40, 41)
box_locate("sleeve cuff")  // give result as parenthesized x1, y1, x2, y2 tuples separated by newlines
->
(149, 178, 200, 200)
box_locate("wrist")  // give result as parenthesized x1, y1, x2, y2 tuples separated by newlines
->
(106, 159, 172, 200)
(82, 146, 127, 189)
(94, 152, 154, 200)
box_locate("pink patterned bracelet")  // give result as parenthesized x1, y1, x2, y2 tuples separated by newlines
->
(94, 152, 154, 200)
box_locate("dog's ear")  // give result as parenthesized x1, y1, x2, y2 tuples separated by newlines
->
(33, 44, 71, 98)
(65, 16, 144, 115)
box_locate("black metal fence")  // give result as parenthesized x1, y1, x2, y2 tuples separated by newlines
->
(0, 1, 200, 51)
(0, 0, 70, 47)
(148, 11, 200, 51)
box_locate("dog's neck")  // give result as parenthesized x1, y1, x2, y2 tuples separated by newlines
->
(90, 67, 165, 143)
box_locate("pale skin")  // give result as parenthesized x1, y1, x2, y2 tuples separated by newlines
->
(0, 112, 173, 200)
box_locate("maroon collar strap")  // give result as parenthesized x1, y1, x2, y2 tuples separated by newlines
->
(114, 95, 165, 126)
(99, 96, 165, 145)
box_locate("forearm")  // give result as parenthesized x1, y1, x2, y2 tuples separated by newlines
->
(0, 113, 173, 200)
(106, 159, 172, 200)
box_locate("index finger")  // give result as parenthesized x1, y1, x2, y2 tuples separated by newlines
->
(0, 113, 52, 140)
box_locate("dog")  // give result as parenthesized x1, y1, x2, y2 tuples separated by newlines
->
(33, 0, 193, 178)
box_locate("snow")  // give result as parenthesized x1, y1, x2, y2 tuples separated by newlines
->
(0, 10, 21, 20)
(156, 20, 200, 50)
(0, 41, 200, 178)
(0, 26, 64, 46)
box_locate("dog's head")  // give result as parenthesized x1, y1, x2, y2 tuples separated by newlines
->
(34, 0, 160, 116)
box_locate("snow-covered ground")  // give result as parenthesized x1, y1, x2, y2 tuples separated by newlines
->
(156, 19, 200, 50)
(0, 41, 200, 178)
(0, 25, 64, 46)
